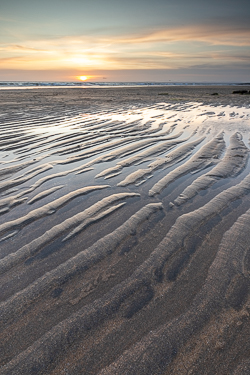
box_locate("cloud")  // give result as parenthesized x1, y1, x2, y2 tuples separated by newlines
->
(0, 44, 47, 53)
(0, 56, 21, 62)
(0, 19, 249, 72)
(112, 21, 250, 46)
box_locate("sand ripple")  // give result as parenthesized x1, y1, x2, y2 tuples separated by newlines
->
(0, 90, 250, 374)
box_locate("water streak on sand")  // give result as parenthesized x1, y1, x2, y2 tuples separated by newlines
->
(173, 132, 249, 205)
(149, 132, 225, 196)
(0, 185, 109, 240)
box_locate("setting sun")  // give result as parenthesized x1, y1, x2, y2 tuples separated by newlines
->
(76, 75, 97, 82)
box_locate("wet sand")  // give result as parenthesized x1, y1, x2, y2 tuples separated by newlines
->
(0, 86, 250, 375)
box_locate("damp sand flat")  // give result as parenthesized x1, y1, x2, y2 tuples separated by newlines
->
(0, 86, 250, 375)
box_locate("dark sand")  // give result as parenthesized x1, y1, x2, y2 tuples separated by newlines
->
(0, 86, 250, 375)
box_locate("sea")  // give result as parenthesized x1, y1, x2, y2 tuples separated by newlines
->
(0, 81, 248, 89)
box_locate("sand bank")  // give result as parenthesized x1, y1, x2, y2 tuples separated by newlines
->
(0, 86, 250, 375)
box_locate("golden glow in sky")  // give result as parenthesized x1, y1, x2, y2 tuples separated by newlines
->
(79, 76, 88, 81)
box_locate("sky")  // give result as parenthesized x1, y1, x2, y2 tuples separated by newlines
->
(0, 0, 250, 82)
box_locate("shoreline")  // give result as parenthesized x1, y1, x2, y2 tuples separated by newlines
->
(0, 85, 250, 109)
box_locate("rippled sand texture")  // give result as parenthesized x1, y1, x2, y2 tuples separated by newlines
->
(0, 87, 250, 375)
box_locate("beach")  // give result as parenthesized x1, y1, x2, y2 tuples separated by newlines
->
(0, 85, 250, 374)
